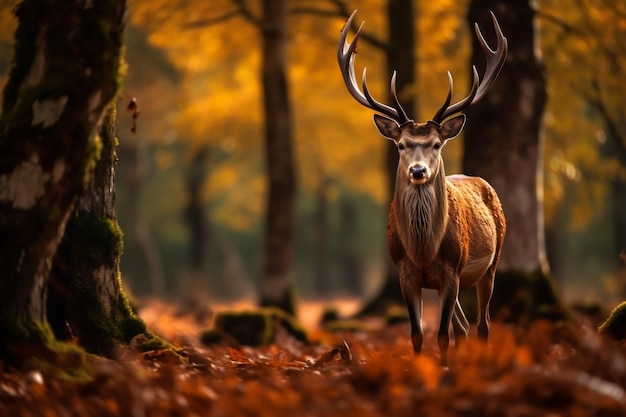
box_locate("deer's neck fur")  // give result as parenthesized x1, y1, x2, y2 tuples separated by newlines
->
(394, 158, 449, 267)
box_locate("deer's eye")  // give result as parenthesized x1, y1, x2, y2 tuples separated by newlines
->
(433, 143, 442, 150)
(398, 143, 405, 151)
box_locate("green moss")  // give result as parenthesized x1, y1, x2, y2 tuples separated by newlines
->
(199, 329, 232, 347)
(319, 307, 340, 325)
(25, 341, 90, 381)
(0, 317, 91, 379)
(385, 305, 410, 326)
(599, 301, 626, 340)
(209, 307, 307, 347)
(83, 133, 104, 185)
(214, 310, 275, 346)
(137, 337, 170, 353)
(65, 213, 123, 267)
(0, 316, 56, 347)
(323, 319, 368, 333)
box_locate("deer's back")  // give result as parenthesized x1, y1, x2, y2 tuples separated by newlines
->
(445, 175, 505, 286)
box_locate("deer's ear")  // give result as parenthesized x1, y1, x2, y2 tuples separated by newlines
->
(440, 114, 466, 140)
(373, 114, 401, 141)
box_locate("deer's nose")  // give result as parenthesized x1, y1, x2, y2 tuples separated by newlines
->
(409, 165, 427, 179)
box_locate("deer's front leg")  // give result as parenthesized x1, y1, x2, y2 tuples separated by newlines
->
(400, 279, 423, 354)
(438, 273, 460, 366)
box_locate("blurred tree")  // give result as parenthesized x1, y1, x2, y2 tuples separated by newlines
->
(115, 23, 182, 296)
(256, 0, 298, 314)
(353, 0, 416, 315)
(540, 0, 626, 293)
(184, 145, 211, 300)
(0, 0, 146, 365)
(462, 0, 566, 322)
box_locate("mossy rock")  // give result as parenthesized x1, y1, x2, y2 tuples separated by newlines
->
(199, 329, 228, 346)
(385, 305, 409, 326)
(322, 319, 368, 333)
(599, 301, 626, 340)
(202, 307, 307, 347)
(319, 307, 340, 326)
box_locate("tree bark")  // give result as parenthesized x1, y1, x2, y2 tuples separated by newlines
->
(259, 0, 297, 314)
(313, 175, 331, 296)
(357, 0, 416, 315)
(184, 146, 210, 297)
(462, 0, 566, 322)
(464, 0, 549, 273)
(0, 0, 126, 359)
(49, 109, 156, 357)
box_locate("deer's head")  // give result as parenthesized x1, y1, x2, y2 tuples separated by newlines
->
(337, 10, 507, 186)
(373, 114, 465, 185)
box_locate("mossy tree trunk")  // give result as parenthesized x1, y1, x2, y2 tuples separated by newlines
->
(461, 0, 566, 322)
(49, 110, 156, 357)
(0, 0, 129, 363)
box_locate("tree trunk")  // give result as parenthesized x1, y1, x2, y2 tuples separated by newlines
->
(462, 0, 566, 322)
(313, 174, 331, 296)
(0, 0, 127, 363)
(49, 109, 156, 357)
(184, 146, 210, 297)
(258, 0, 297, 315)
(357, 0, 416, 315)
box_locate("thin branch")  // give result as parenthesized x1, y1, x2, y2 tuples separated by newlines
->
(289, 7, 340, 18)
(583, 78, 626, 160)
(232, 0, 262, 27)
(290, 1, 388, 51)
(184, 10, 241, 29)
(536, 10, 586, 37)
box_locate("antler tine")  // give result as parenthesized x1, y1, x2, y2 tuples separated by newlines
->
(432, 11, 508, 123)
(433, 66, 480, 123)
(472, 11, 508, 99)
(338, 10, 410, 123)
(390, 72, 410, 123)
(431, 71, 454, 124)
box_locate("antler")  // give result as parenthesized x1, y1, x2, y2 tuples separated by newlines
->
(431, 12, 508, 124)
(337, 10, 411, 124)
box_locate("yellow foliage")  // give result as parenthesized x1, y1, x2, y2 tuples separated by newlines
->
(541, 0, 626, 231)
(0, 0, 609, 233)
(0, 1, 17, 95)
(205, 163, 266, 231)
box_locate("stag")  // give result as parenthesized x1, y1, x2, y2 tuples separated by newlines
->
(338, 11, 507, 366)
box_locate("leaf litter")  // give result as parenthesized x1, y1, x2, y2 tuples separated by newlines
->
(2, 301, 626, 417)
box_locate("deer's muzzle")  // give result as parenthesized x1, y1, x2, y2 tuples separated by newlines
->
(408, 164, 430, 184)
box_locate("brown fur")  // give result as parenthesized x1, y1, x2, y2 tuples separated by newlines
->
(380, 116, 506, 366)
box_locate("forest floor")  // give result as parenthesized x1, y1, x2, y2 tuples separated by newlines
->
(2, 298, 626, 417)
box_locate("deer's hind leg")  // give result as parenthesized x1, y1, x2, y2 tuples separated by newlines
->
(476, 265, 496, 342)
(452, 300, 469, 345)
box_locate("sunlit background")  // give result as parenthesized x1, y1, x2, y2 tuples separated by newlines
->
(0, 0, 624, 305)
